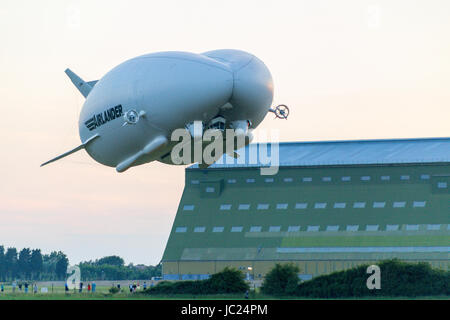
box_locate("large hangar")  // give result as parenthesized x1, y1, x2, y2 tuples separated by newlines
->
(161, 138, 450, 280)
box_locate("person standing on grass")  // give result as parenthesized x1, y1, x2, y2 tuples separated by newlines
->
(92, 281, 96, 293)
(0, 283, 4, 293)
(24, 282, 28, 293)
(87, 283, 91, 293)
(79, 281, 83, 293)
(12, 281, 16, 293)
(33, 283, 38, 294)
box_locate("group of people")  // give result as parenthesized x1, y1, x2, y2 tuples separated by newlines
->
(64, 281, 97, 293)
(127, 281, 149, 293)
(1, 280, 154, 294)
(0, 281, 39, 294)
(111, 281, 151, 293)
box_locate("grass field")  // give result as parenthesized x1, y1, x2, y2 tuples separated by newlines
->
(0, 285, 448, 300)
(0, 285, 155, 300)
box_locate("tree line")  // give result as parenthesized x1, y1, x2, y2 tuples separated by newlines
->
(78, 255, 162, 281)
(0, 246, 68, 281)
(0, 245, 161, 281)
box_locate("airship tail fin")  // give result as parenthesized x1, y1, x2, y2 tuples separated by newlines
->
(40, 134, 100, 167)
(64, 68, 97, 98)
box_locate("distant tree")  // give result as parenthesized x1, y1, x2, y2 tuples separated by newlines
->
(30, 249, 43, 279)
(96, 255, 125, 267)
(55, 252, 69, 280)
(41, 251, 67, 280)
(4, 248, 18, 280)
(18, 248, 32, 279)
(152, 263, 162, 278)
(78, 260, 162, 281)
(0, 246, 5, 281)
(1, 244, 162, 281)
(42, 252, 56, 278)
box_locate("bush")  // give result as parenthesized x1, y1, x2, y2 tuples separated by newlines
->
(143, 268, 249, 295)
(261, 263, 300, 296)
(108, 286, 120, 294)
(294, 259, 450, 298)
(207, 267, 249, 293)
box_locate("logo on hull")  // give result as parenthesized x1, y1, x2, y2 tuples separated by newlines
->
(85, 104, 123, 131)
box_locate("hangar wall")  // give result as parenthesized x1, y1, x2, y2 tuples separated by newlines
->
(161, 139, 450, 280)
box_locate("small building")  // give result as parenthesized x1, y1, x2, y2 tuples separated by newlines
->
(161, 137, 450, 280)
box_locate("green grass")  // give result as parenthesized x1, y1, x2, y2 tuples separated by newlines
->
(0, 293, 448, 300)
(0, 286, 448, 300)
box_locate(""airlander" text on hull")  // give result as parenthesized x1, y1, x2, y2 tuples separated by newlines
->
(85, 105, 123, 131)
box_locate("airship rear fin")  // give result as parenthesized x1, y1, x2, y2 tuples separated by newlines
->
(40, 134, 100, 167)
(64, 68, 97, 98)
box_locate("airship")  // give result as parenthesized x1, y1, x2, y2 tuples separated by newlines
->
(41, 49, 289, 172)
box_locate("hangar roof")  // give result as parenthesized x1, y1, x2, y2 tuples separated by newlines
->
(189, 137, 450, 169)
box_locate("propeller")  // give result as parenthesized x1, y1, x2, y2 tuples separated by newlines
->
(269, 104, 290, 119)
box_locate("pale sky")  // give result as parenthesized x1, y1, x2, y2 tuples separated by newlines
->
(1, 0, 449, 265)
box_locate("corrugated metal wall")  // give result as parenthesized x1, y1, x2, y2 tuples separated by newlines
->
(162, 163, 450, 279)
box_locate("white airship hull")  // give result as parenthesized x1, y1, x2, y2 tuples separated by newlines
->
(42, 49, 275, 172)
